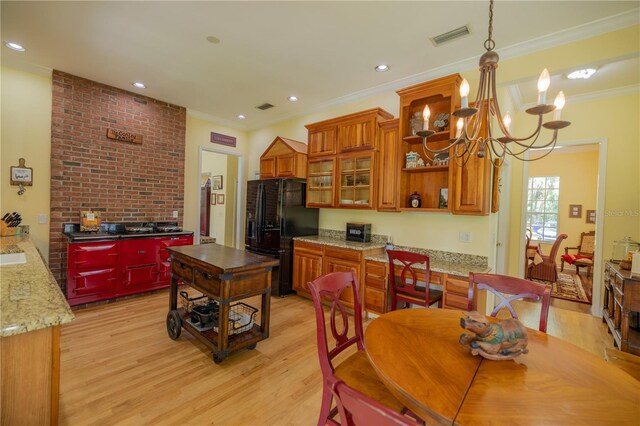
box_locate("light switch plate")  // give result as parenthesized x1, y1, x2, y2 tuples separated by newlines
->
(459, 231, 472, 243)
(172, 211, 178, 218)
(38, 214, 47, 224)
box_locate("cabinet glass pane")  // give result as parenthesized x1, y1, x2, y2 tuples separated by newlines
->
(308, 189, 333, 204)
(341, 158, 355, 172)
(355, 172, 369, 186)
(356, 157, 371, 170)
(309, 160, 333, 175)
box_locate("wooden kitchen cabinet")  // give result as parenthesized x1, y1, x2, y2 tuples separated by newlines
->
(363, 258, 473, 314)
(293, 240, 384, 315)
(259, 136, 308, 179)
(306, 157, 336, 208)
(396, 74, 490, 215)
(337, 152, 376, 209)
(292, 241, 324, 295)
(307, 125, 337, 157)
(377, 118, 400, 211)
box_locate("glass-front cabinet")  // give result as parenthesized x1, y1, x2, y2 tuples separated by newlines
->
(306, 157, 335, 207)
(338, 153, 375, 209)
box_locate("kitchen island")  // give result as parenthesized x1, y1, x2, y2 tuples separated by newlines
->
(1, 235, 75, 426)
(166, 244, 278, 363)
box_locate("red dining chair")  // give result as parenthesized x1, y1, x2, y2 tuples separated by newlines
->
(387, 250, 442, 310)
(332, 380, 421, 426)
(308, 271, 408, 426)
(468, 273, 551, 332)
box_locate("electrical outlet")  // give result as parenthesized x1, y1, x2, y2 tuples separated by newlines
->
(38, 214, 47, 224)
(459, 231, 472, 243)
(172, 211, 178, 218)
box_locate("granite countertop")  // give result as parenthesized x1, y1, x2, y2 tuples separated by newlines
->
(294, 231, 490, 277)
(364, 251, 491, 277)
(293, 235, 386, 251)
(0, 236, 75, 337)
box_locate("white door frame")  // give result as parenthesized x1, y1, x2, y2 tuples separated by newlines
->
(518, 138, 607, 317)
(198, 146, 245, 249)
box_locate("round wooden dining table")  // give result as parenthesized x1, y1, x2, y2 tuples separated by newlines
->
(364, 309, 640, 425)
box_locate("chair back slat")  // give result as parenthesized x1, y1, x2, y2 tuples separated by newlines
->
(387, 250, 441, 310)
(468, 273, 551, 332)
(308, 271, 364, 378)
(332, 381, 419, 426)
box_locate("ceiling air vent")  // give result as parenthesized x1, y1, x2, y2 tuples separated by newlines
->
(430, 25, 471, 46)
(256, 103, 275, 111)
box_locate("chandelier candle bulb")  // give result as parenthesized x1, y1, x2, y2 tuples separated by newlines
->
(456, 118, 463, 138)
(553, 91, 565, 120)
(537, 68, 550, 105)
(422, 105, 430, 130)
(460, 78, 470, 109)
(503, 112, 511, 132)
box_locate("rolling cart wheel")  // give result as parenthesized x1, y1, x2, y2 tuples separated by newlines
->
(213, 353, 224, 364)
(166, 310, 182, 340)
(247, 343, 257, 350)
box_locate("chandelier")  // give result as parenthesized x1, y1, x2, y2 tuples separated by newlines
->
(417, 0, 571, 165)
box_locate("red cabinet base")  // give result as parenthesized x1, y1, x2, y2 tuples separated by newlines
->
(66, 235, 193, 306)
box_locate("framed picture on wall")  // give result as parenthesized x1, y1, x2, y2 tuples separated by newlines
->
(586, 210, 596, 224)
(216, 194, 225, 205)
(212, 175, 223, 190)
(569, 204, 582, 218)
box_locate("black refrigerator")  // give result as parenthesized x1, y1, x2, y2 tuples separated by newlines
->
(245, 178, 319, 296)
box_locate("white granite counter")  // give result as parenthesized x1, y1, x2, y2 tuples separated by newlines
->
(0, 236, 74, 337)
(294, 230, 490, 277)
(364, 251, 491, 277)
(294, 235, 386, 251)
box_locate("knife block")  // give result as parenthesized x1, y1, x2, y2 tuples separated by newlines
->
(0, 221, 18, 237)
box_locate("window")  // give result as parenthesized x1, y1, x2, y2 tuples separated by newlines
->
(526, 176, 559, 242)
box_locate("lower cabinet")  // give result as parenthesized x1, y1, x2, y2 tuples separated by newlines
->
(293, 240, 383, 313)
(363, 259, 472, 314)
(66, 235, 193, 305)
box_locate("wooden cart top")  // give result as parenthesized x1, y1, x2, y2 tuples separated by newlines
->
(167, 244, 279, 274)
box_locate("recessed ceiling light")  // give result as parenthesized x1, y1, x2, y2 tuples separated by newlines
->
(132, 81, 146, 89)
(237, 114, 246, 120)
(567, 68, 597, 80)
(5, 41, 26, 52)
(206, 36, 221, 44)
(288, 96, 298, 102)
(375, 64, 390, 72)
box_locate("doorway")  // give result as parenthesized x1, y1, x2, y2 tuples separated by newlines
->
(198, 148, 243, 248)
(519, 139, 607, 316)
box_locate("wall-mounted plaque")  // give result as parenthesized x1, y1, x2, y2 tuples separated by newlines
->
(211, 132, 236, 147)
(106, 128, 143, 144)
(10, 158, 33, 186)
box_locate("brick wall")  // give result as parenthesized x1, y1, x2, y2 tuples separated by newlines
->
(49, 70, 186, 289)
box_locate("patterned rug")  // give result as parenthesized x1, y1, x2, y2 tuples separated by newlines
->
(533, 272, 590, 304)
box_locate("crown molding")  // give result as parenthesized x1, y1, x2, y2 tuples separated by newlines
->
(519, 84, 640, 111)
(248, 8, 640, 131)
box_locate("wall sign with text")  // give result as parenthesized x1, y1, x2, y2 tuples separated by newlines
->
(10, 158, 33, 186)
(211, 132, 236, 147)
(107, 128, 143, 144)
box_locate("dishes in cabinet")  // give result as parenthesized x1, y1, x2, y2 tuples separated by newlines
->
(342, 199, 354, 204)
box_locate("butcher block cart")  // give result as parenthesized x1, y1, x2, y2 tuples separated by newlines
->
(165, 244, 278, 363)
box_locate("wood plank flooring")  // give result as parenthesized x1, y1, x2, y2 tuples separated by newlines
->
(59, 289, 614, 425)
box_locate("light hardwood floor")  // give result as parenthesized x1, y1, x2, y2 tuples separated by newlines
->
(59, 289, 614, 425)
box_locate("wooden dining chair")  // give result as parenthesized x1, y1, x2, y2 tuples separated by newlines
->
(331, 380, 421, 426)
(387, 250, 442, 311)
(308, 271, 407, 426)
(468, 273, 552, 332)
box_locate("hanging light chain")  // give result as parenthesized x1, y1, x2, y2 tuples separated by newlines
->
(484, 0, 495, 51)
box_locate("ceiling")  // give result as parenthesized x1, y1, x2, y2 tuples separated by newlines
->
(2, 1, 639, 131)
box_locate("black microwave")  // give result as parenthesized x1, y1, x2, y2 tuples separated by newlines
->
(346, 223, 371, 243)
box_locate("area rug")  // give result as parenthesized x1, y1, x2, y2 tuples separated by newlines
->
(533, 272, 590, 304)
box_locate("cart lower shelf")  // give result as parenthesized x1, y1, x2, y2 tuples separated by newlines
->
(168, 308, 263, 363)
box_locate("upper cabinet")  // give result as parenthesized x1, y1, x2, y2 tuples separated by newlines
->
(260, 136, 308, 179)
(305, 108, 393, 209)
(396, 74, 491, 215)
(305, 108, 394, 158)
